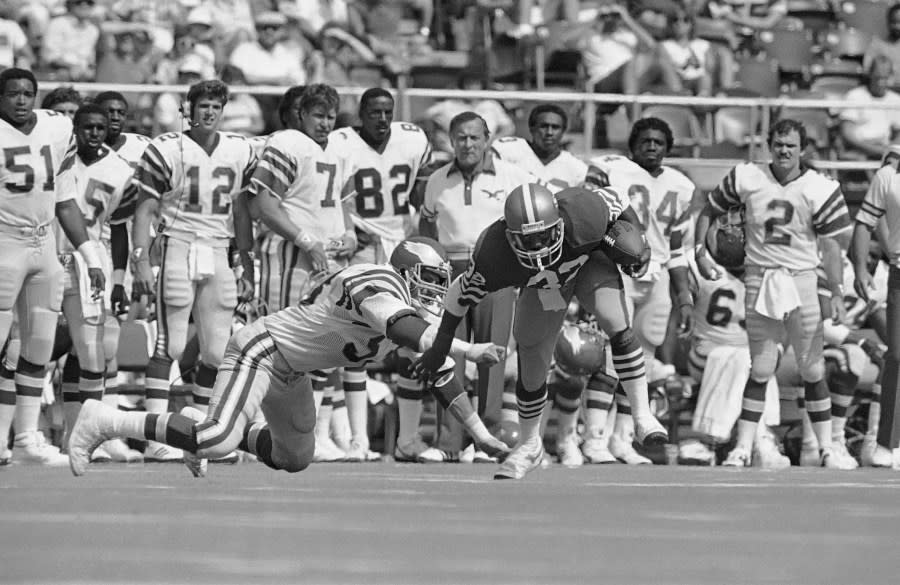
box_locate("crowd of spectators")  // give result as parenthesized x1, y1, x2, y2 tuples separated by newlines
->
(4, 0, 900, 157)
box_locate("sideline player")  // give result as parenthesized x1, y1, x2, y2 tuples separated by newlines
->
(695, 118, 855, 469)
(0, 68, 105, 465)
(416, 183, 668, 480)
(590, 118, 696, 457)
(327, 88, 432, 461)
(131, 80, 257, 461)
(68, 238, 510, 476)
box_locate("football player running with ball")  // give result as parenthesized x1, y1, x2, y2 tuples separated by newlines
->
(416, 182, 669, 480)
(67, 238, 510, 477)
(695, 118, 856, 469)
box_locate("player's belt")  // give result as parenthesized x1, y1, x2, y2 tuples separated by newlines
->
(0, 223, 51, 237)
(745, 265, 814, 277)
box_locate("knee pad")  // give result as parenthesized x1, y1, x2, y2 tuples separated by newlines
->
(21, 308, 60, 364)
(633, 301, 671, 349)
(799, 358, 825, 384)
(608, 328, 640, 356)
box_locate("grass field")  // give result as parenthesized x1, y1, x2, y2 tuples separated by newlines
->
(2, 461, 900, 585)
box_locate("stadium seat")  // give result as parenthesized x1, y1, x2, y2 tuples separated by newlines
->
(824, 27, 872, 61)
(640, 105, 707, 156)
(838, 0, 889, 41)
(734, 56, 782, 97)
(759, 27, 816, 78)
(714, 105, 762, 147)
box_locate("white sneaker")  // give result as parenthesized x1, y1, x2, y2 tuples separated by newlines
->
(821, 446, 859, 470)
(459, 444, 475, 464)
(416, 446, 459, 463)
(67, 400, 116, 476)
(721, 446, 751, 468)
(752, 436, 790, 470)
(472, 449, 497, 464)
(143, 441, 183, 463)
(394, 435, 432, 462)
(582, 436, 618, 464)
(633, 416, 668, 447)
(799, 445, 820, 467)
(475, 434, 512, 461)
(14, 430, 69, 467)
(90, 444, 112, 463)
(860, 436, 888, 467)
(344, 440, 381, 462)
(0, 447, 10, 466)
(556, 432, 584, 467)
(100, 438, 143, 463)
(493, 438, 545, 480)
(609, 433, 652, 465)
(678, 439, 715, 466)
(313, 435, 346, 462)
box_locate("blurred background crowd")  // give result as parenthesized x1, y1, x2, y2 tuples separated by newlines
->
(5, 0, 900, 166)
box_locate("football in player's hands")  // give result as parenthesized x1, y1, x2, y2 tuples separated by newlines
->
(601, 220, 646, 266)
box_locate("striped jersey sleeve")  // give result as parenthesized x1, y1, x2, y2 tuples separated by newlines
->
(109, 182, 138, 224)
(133, 142, 173, 201)
(240, 141, 259, 188)
(343, 267, 417, 333)
(810, 177, 851, 237)
(249, 138, 297, 200)
(54, 133, 79, 203)
(708, 164, 742, 212)
(443, 222, 521, 316)
(857, 166, 890, 228)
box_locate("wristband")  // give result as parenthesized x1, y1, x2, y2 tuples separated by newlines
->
(676, 291, 693, 308)
(831, 283, 845, 297)
(78, 240, 103, 270)
(293, 231, 314, 251)
(694, 244, 708, 258)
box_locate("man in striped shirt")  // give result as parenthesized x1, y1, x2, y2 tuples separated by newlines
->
(695, 118, 854, 469)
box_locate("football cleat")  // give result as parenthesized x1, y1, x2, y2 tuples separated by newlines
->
(582, 435, 618, 464)
(608, 433, 652, 465)
(494, 438, 545, 480)
(475, 434, 511, 461)
(820, 445, 859, 470)
(99, 438, 144, 463)
(389, 237, 452, 318)
(178, 406, 208, 477)
(14, 430, 70, 467)
(0, 447, 10, 466)
(799, 445, 821, 467)
(394, 435, 433, 462)
(752, 435, 791, 470)
(860, 436, 891, 467)
(144, 442, 183, 463)
(504, 183, 564, 270)
(344, 440, 382, 462)
(416, 447, 460, 463)
(556, 431, 584, 467)
(633, 415, 668, 446)
(721, 446, 752, 468)
(68, 400, 116, 476)
(677, 439, 716, 466)
(313, 435, 347, 462)
(90, 444, 112, 463)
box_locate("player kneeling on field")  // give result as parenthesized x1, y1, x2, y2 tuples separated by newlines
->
(68, 237, 510, 476)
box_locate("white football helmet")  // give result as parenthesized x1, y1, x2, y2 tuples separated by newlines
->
(389, 237, 452, 317)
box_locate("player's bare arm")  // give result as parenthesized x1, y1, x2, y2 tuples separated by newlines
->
(851, 221, 877, 302)
(694, 201, 726, 280)
(821, 236, 848, 325)
(252, 186, 328, 273)
(131, 192, 159, 300)
(232, 191, 256, 302)
(109, 222, 129, 313)
(333, 199, 357, 260)
(56, 198, 105, 298)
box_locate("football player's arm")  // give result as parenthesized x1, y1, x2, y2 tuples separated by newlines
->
(852, 170, 888, 302)
(387, 313, 504, 365)
(110, 222, 129, 313)
(820, 236, 847, 324)
(232, 191, 255, 301)
(694, 201, 727, 280)
(56, 199, 105, 298)
(132, 192, 160, 300)
(418, 176, 440, 239)
(252, 186, 328, 273)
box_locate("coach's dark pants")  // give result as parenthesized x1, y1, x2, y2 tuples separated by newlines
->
(879, 266, 900, 448)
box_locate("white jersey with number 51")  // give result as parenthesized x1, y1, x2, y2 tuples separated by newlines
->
(491, 136, 589, 193)
(328, 122, 431, 242)
(133, 131, 257, 242)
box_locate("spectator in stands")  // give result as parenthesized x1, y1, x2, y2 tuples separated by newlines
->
(155, 24, 216, 85)
(863, 3, 900, 87)
(153, 54, 206, 135)
(839, 56, 900, 160)
(40, 85, 83, 118)
(349, 0, 434, 70)
(705, 0, 787, 53)
(183, 6, 218, 70)
(205, 0, 256, 60)
(219, 64, 265, 136)
(658, 9, 718, 96)
(95, 26, 155, 86)
(309, 24, 382, 109)
(0, 6, 34, 70)
(41, 0, 101, 81)
(229, 11, 308, 86)
(279, 0, 352, 40)
(507, 0, 580, 39)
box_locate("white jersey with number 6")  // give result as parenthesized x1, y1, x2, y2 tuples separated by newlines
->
(133, 131, 257, 243)
(250, 129, 347, 242)
(0, 109, 76, 227)
(491, 136, 588, 193)
(690, 258, 746, 347)
(56, 148, 136, 253)
(709, 162, 850, 270)
(328, 122, 431, 242)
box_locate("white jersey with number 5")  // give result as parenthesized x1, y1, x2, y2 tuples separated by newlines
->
(328, 122, 431, 241)
(591, 154, 695, 271)
(133, 131, 257, 243)
(491, 136, 588, 193)
(263, 264, 416, 371)
(0, 109, 76, 227)
(709, 162, 851, 270)
(250, 129, 347, 242)
(56, 148, 136, 253)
